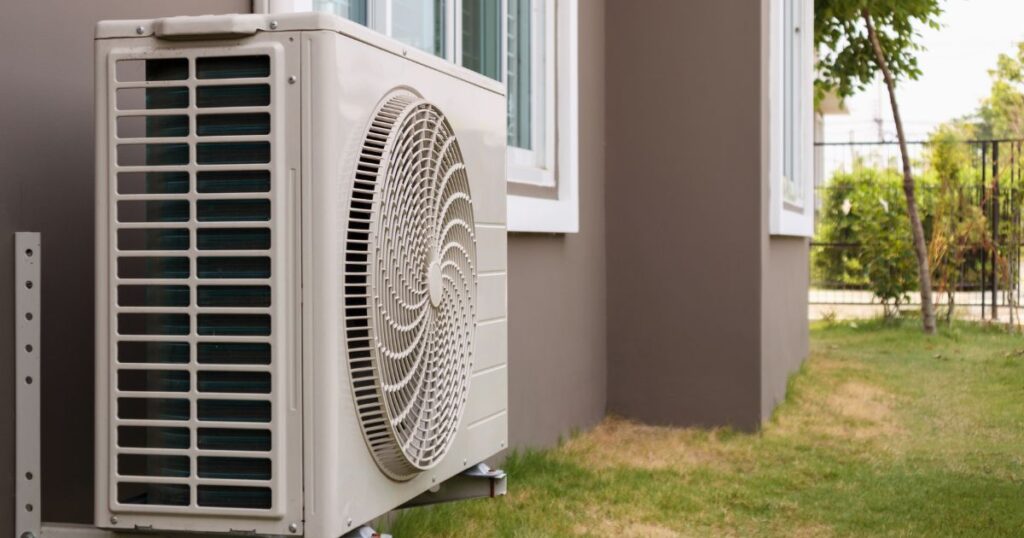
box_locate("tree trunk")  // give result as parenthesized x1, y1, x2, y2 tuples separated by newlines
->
(863, 10, 937, 334)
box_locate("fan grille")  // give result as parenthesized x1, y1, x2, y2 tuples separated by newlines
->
(344, 92, 477, 481)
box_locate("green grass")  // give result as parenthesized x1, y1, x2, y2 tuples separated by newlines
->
(390, 320, 1024, 537)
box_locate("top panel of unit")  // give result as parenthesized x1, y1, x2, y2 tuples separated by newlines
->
(96, 12, 504, 96)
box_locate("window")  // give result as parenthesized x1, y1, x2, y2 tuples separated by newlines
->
(461, 0, 502, 80)
(269, 0, 579, 233)
(391, 0, 448, 57)
(505, 0, 554, 188)
(312, 0, 369, 25)
(770, 0, 813, 237)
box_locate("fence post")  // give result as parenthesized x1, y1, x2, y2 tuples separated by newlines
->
(982, 142, 988, 320)
(993, 142, 1000, 320)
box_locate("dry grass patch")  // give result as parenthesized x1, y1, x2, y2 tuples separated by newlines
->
(560, 416, 740, 472)
(572, 510, 681, 538)
(822, 380, 902, 440)
(768, 352, 904, 449)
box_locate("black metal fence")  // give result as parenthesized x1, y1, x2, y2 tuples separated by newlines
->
(811, 139, 1024, 320)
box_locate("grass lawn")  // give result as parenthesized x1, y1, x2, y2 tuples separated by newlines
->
(389, 320, 1024, 537)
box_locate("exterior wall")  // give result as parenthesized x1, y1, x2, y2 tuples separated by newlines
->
(761, 237, 810, 420)
(605, 0, 766, 431)
(606, 0, 809, 429)
(759, 0, 811, 422)
(0, 0, 252, 527)
(1, 210, 13, 538)
(506, 0, 607, 449)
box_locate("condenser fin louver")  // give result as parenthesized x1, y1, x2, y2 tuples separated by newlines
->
(108, 52, 281, 515)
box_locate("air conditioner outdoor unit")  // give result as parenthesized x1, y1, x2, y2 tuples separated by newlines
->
(94, 12, 508, 537)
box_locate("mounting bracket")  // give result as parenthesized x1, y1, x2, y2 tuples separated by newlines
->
(15, 232, 41, 538)
(399, 463, 508, 509)
(340, 525, 392, 538)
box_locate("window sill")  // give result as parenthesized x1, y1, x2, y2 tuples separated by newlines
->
(507, 192, 579, 233)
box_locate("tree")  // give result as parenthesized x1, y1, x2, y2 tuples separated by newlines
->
(815, 0, 943, 334)
(977, 43, 1024, 139)
(925, 122, 988, 323)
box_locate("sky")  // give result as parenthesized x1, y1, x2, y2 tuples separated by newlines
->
(823, 0, 1024, 144)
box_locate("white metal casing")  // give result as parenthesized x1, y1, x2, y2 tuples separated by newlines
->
(95, 13, 508, 537)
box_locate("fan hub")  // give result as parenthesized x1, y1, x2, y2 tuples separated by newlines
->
(427, 260, 443, 307)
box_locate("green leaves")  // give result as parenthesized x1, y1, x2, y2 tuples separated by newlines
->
(815, 0, 943, 101)
(815, 166, 920, 313)
(977, 42, 1024, 139)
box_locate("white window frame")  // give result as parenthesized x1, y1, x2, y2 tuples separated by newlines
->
(769, 0, 814, 237)
(505, 0, 556, 188)
(506, 0, 578, 233)
(266, 0, 580, 234)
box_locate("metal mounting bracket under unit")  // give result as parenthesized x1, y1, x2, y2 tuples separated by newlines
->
(398, 464, 508, 509)
(341, 526, 392, 538)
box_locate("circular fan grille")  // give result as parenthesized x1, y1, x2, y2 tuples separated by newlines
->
(344, 92, 477, 481)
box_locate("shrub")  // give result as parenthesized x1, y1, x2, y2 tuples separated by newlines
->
(815, 165, 920, 317)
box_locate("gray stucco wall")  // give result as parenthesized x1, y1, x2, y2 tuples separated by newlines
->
(605, 0, 766, 431)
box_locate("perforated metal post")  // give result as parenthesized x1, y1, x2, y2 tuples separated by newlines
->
(15, 232, 41, 538)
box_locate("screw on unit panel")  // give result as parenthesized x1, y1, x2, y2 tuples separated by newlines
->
(270, 20, 280, 29)
(19, 532, 35, 538)
(135, 26, 145, 35)
(288, 523, 299, 533)
(347, 518, 353, 527)
(289, 76, 298, 84)
(110, 516, 119, 525)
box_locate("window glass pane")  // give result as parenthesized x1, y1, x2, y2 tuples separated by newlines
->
(507, 0, 532, 149)
(392, 0, 447, 57)
(313, 0, 369, 25)
(782, 0, 802, 207)
(462, 0, 501, 80)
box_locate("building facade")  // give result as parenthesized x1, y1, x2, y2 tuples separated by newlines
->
(0, 0, 809, 531)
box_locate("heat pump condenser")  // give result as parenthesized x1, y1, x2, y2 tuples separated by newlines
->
(94, 13, 508, 537)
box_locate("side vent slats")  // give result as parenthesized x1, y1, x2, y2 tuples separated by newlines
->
(110, 52, 278, 513)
